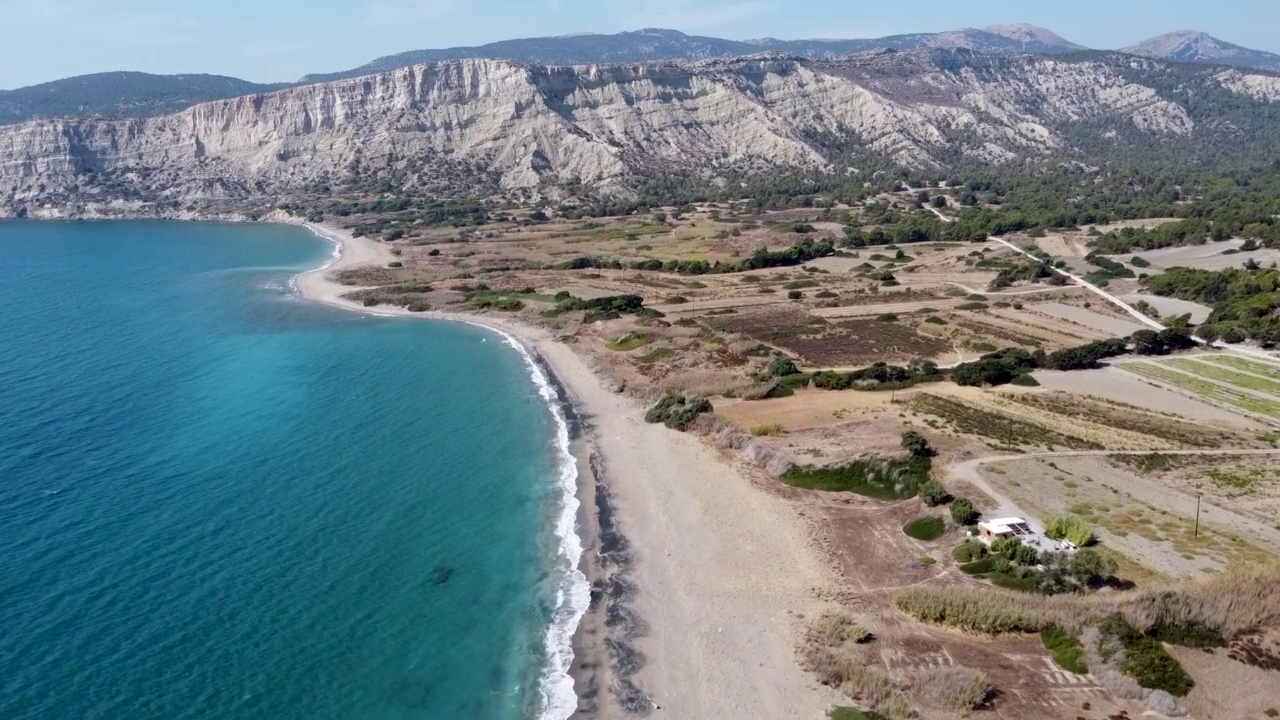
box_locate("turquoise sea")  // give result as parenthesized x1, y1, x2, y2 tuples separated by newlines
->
(0, 221, 585, 720)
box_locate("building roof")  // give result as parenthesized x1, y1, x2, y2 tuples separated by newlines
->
(979, 517, 1032, 534)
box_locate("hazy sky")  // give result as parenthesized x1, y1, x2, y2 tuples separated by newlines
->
(1, 0, 1276, 89)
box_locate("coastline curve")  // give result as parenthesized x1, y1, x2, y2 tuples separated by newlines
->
(288, 223, 591, 720)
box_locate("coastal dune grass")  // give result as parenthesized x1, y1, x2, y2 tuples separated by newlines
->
(1041, 628, 1088, 674)
(896, 561, 1280, 639)
(803, 614, 911, 720)
(750, 422, 786, 437)
(782, 456, 931, 500)
(913, 666, 992, 710)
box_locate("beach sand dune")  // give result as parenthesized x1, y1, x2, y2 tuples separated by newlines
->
(294, 222, 843, 719)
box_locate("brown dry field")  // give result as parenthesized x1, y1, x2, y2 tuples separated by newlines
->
(973, 455, 1280, 579)
(1117, 454, 1280, 528)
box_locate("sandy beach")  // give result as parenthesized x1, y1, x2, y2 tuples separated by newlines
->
(294, 222, 844, 718)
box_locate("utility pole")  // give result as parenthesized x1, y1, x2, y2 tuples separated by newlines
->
(1194, 493, 1202, 539)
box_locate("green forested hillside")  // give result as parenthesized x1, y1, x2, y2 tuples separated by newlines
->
(0, 72, 286, 125)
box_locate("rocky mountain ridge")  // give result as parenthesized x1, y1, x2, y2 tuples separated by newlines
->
(8, 24, 1279, 128)
(1124, 31, 1280, 72)
(301, 26, 1086, 84)
(2, 50, 1278, 218)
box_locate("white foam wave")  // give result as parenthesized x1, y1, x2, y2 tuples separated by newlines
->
(289, 225, 343, 295)
(491, 329, 589, 720)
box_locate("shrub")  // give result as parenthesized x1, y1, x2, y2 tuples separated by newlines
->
(1010, 373, 1040, 387)
(903, 516, 945, 541)
(427, 248, 441, 256)
(956, 301, 989, 311)
(952, 540, 987, 563)
(388, 261, 403, 268)
(751, 422, 785, 437)
(876, 313, 899, 322)
(1041, 628, 1088, 674)
(919, 480, 950, 506)
(666, 295, 689, 304)
(769, 355, 800, 377)
(636, 347, 675, 364)
(959, 556, 997, 575)
(913, 666, 991, 710)
(607, 333, 653, 352)
(1044, 515, 1097, 547)
(645, 395, 712, 431)
(950, 498, 978, 525)
(900, 431, 934, 457)
(788, 290, 804, 300)
(1147, 621, 1224, 649)
(923, 316, 947, 325)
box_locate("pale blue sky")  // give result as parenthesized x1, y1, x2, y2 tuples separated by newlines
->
(1, 0, 1276, 89)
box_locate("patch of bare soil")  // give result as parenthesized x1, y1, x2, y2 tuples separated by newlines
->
(1169, 641, 1280, 720)
(1030, 232, 1093, 259)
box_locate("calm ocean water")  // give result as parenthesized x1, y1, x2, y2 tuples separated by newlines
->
(0, 221, 584, 720)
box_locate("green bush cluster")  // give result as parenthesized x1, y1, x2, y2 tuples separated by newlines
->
(919, 480, 950, 507)
(1146, 266, 1280, 343)
(1044, 515, 1097, 547)
(811, 360, 944, 392)
(1098, 616, 1195, 697)
(644, 395, 713, 431)
(950, 498, 978, 525)
(545, 292, 648, 323)
(953, 540, 988, 563)
(1041, 628, 1088, 674)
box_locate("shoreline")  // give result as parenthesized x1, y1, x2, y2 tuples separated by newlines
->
(291, 220, 845, 719)
(292, 220, 609, 719)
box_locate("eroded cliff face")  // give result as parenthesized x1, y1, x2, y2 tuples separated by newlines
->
(1217, 70, 1280, 103)
(0, 54, 1213, 215)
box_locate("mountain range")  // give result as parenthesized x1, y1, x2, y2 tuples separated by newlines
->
(1, 25, 1278, 127)
(5, 48, 1280, 219)
(1123, 30, 1280, 71)
(298, 25, 1087, 84)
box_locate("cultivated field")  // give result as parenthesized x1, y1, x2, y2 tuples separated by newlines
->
(1118, 294, 1213, 324)
(1030, 301, 1149, 337)
(1033, 367, 1262, 429)
(1112, 239, 1280, 271)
